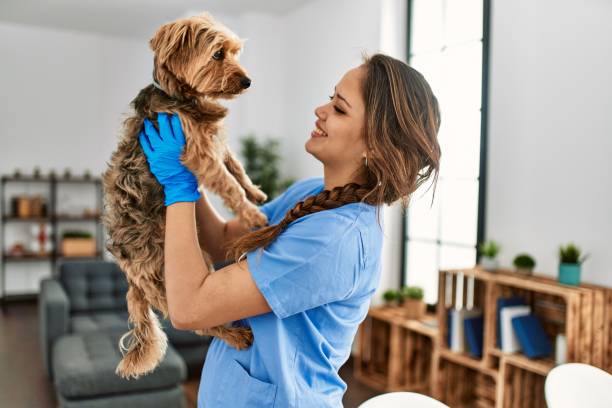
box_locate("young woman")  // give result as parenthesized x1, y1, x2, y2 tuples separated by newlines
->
(138, 53, 441, 407)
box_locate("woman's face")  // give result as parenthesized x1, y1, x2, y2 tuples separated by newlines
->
(306, 65, 367, 176)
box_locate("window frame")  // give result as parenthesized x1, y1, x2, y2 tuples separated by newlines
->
(400, 0, 491, 304)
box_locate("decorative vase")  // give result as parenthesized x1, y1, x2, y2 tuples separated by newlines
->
(480, 256, 499, 272)
(515, 267, 533, 276)
(558, 263, 581, 286)
(403, 298, 426, 320)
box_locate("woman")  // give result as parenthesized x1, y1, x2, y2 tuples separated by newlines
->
(138, 53, 441, 407)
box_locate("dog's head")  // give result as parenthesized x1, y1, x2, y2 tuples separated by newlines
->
(149, 12, 250, 99)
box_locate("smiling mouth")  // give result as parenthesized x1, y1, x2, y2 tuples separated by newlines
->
(311, 124, 328, 138)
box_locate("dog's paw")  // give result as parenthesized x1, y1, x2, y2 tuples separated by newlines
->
(238, 204, 268, 228)
(223, 327, 254, 350)
(244, 186, 267, 204)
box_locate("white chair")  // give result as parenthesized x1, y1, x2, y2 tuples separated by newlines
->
(545, 363, 612, 408)
(357, 392, 449, 408)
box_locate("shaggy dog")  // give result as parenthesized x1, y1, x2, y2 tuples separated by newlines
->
(102, 12, 268, 379)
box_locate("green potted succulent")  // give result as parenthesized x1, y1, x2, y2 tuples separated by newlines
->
(382, 289, 400, 307)
(558, 243, 589, 286)
(400, 286, 425, 320)
(479, 240, 501, 272)
(513, 253, 536, 276)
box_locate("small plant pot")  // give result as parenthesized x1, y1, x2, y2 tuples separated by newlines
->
(515, 267, 533, 276)
(384, 300, 398, 308)
(558, 263, 581, 286)
(480, 256, 499, 272)
(403, 298, 426, 320)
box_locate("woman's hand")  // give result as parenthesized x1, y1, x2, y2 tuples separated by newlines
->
(139, 112, 201, 206)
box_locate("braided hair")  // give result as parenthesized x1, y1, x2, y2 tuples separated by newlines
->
(226, 52, 441, 262)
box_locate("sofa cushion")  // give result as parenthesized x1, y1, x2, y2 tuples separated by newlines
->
(52, 331, 186, 399)
(70, 310, 129, 334)
(59, 261, 128, 313)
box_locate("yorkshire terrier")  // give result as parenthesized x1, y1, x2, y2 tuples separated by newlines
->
(102, 11, 268, 379)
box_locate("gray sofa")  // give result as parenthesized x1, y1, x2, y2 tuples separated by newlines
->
(39, 260, 216, 407)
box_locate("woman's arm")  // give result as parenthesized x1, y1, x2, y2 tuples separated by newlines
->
(166, 201, 271, 329)
(194, 189, 251, 264)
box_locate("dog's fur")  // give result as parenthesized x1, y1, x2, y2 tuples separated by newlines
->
(101, 12, 268, 380)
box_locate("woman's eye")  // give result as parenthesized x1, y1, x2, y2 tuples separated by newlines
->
(213, 49, 224, 60)
(334, 106, 345, 114)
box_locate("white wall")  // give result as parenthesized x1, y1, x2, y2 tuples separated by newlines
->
(0, 22, 152, 294)
(487, 0, 612, 286)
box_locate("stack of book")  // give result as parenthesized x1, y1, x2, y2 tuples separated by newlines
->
(447, 308, 484, 358)
(496, 297, 553, 358)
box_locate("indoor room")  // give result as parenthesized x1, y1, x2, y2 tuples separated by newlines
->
(0, 0, 610, 407)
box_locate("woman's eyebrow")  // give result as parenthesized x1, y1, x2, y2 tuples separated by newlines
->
(334, 86, 352, 108)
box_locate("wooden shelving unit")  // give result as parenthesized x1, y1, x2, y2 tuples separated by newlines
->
(0, 174, 104, 305)
(355, 266, 612, 408)
(353, 307, 439, 393)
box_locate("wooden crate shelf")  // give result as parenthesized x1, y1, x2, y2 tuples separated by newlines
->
(353, 307, 438, 393)
(354, 266, 612, 407)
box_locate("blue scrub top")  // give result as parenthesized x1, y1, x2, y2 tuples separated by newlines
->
(198, 176, 384, 407)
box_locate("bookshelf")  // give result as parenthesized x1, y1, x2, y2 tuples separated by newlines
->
(0, 174, 105, 305)
(355, 266, 612, 408)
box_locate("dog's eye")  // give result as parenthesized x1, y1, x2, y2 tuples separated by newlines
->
(213, 49, 224, 60)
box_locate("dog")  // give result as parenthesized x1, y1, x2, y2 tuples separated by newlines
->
(101, 11, 268, 380)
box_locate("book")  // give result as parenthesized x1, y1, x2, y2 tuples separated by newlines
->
(496, 297, 526, 347)
(500, 305, 531, 352)
(449, 308, 482, 353)
(512, 314, 553, 358)
(464, 315, 484, 358)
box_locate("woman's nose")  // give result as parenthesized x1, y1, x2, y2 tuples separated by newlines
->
(315, 105, 326, 120)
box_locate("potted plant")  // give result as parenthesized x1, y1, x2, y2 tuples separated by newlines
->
(61, 230, 95, 257)
(240, 134, 296, 202)
(479, 240, 501, 272)
(382, 289, 400, 307)
(400, 286, 425, 319)
(558, 243, 589, 286)
(513, 253, 536, 276)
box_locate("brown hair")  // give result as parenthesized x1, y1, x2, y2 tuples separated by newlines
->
(225, 53, 441, 262)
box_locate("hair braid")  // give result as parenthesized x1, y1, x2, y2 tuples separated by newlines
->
(225, 182, 375, 263)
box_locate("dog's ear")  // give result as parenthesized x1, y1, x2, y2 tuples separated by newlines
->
(149, 22, 191, 65)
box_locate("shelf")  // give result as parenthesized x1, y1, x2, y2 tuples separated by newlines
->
(3, 251, 103, 262)
(439, 348, 498, 378)
(1, 175, 101, 183)
(493, 349, 555, 376)
(2, 216, 51, 222)
(367, 307, 438, 338)
(3, 215, 101, 222)
(2, 253, 53, 261)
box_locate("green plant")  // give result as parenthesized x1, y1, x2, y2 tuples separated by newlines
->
(240, 134, 296, 202)
(62, 230, 93, 239)
(383, 289, 399, 303)
(479, 240, 501, 258)
(559, 243, 589, 264)
(513, 253, 536, 269)
(401, 286, 424, 301)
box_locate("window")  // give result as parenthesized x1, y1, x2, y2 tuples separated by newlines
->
(402, 0, 490, 304)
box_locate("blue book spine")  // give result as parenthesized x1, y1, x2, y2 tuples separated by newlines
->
(464, 315, 484, 358)
(511, 314, 553, 359)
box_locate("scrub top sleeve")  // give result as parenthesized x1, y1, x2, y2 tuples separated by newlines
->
(246, 214, 363, 319)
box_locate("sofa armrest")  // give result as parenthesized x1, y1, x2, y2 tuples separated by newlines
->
(39, 278, 70, 379)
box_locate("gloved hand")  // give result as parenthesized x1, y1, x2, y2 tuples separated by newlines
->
(138, 112, 201, 206)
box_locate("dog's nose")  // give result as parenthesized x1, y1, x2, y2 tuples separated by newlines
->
(240, 76, 251, 89)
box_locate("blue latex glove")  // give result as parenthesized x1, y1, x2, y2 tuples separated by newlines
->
(138, 112, 201, 206)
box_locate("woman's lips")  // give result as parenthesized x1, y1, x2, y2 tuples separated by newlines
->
(311, 125, 327, 138)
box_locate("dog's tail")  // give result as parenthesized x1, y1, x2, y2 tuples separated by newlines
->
(115, 283, 168, 380)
